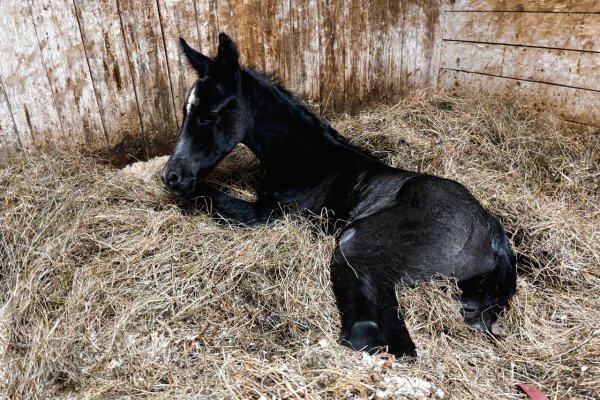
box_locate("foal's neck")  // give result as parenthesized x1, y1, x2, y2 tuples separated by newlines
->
(240, 69, 372, 169)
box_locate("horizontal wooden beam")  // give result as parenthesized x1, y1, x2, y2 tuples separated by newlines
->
(447, 0, 600, 13)
(444, 12, 600, 52)
(441, 41, 600, 91)
(439, 69, 600, 127)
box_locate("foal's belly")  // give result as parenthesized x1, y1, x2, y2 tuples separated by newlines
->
(339, 175, 499, 283)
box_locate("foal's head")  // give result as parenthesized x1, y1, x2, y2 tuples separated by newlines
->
(161, 33, 251, 196)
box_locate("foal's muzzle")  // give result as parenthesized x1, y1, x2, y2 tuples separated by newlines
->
(160, 164, 196, 195)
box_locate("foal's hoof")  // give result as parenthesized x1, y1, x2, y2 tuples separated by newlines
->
(461, 299, 499, 334)
(340, 320, 417, 358)
(340, 320, 384, 353)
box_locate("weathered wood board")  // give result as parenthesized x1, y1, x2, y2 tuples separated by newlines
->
(317, 0, 346, 112)
(444, 12, 600, 52)
(29, 0, 107, 150)
(440, 69, 600, 127)
(117, 0, 178, 156)
(441, 41, 600, 91)
(439, 1, 600, 129)
(0, 79, 20, 155)
(0, 0, 446, 157)
(156, 0, 201, 128)
(72, 0, 144, 158)
(447, 0, 600, 12)
(0, 1, 64, 150)
(1, 0, 597, 159)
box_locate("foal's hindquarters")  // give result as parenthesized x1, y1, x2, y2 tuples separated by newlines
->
(330, 174, 516, 357)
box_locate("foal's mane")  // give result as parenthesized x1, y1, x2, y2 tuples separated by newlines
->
(242, 67, 378, 161)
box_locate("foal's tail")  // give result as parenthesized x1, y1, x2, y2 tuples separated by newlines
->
(485, 225, 517, 310)
(459, 220, 517, 332)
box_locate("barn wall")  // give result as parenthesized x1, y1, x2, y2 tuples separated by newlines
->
(438, 0, 600, 127)
(1, 0, 597, 162)
(0, 0, 443, 162)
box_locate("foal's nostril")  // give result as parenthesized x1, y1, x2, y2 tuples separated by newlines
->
(166, 172, 181, 187)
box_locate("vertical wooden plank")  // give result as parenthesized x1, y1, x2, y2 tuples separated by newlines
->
(29, 0, 107, 150)
(344, 0, 370, 112)
(0, 78, 21, 155)
(118, 0, 178, 157)
(262, 0, 280, 78)
(367, 0, 399, 105)
(428, 0, 445, 88)
(402, 1, 426, 92)
(367, 0, 385, 103)
(384, 0, 405, 99)
(318, 0, 346, 113)
(400, 0, 415, 94)
(259, 0, 291, 93)
(214, 0, 237, 44)
(0, 1, 63, 150)
(156, 0, 202, 127)
(72, 0, 144, 157)
(273, 0, 293, 92)
(401, 0, 441, 92)
(275, 0, 296, 96)
(194, 0, 219, 56)
(302, 0, 322, 107)
(228, 0, 266, 70)
(269, 0, 320, 105)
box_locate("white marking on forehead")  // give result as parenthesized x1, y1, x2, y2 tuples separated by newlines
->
(186, 84, 199, 114)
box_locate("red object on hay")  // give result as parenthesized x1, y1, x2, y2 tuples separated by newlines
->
(516, 384, 550, 400)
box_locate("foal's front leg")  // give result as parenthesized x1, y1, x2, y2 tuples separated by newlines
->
(331, 232, 417, 357)
(191, 183, 281, 226)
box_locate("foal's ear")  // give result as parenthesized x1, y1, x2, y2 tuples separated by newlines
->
(179, 38, 211, 77)
(216, 32, 239, 70)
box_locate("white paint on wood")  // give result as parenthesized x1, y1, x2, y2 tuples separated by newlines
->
(440, 69, 600, 127)
(448, 0, 600, 12)
(72, 0, 144, 154)
(444, 12, 600, 52)
(441, 41, 600, 91)
(29, 0, 107, 150)
(0, 1, 63, 150)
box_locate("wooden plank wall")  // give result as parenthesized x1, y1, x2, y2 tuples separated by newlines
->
(0, 0, 442, 162)
(439, 0, 600, 127)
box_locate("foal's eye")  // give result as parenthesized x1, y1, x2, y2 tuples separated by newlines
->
(196, 112, 218, 128)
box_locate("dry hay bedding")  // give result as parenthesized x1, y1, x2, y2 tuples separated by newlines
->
(1, 93, 599, 399)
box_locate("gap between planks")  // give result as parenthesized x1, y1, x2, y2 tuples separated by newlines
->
(442, 39, 600, 55)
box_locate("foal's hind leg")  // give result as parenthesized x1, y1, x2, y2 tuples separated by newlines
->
(330, 230, 416, 357)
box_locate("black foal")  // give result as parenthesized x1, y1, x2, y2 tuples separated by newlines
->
(161, 33, 517, 357)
